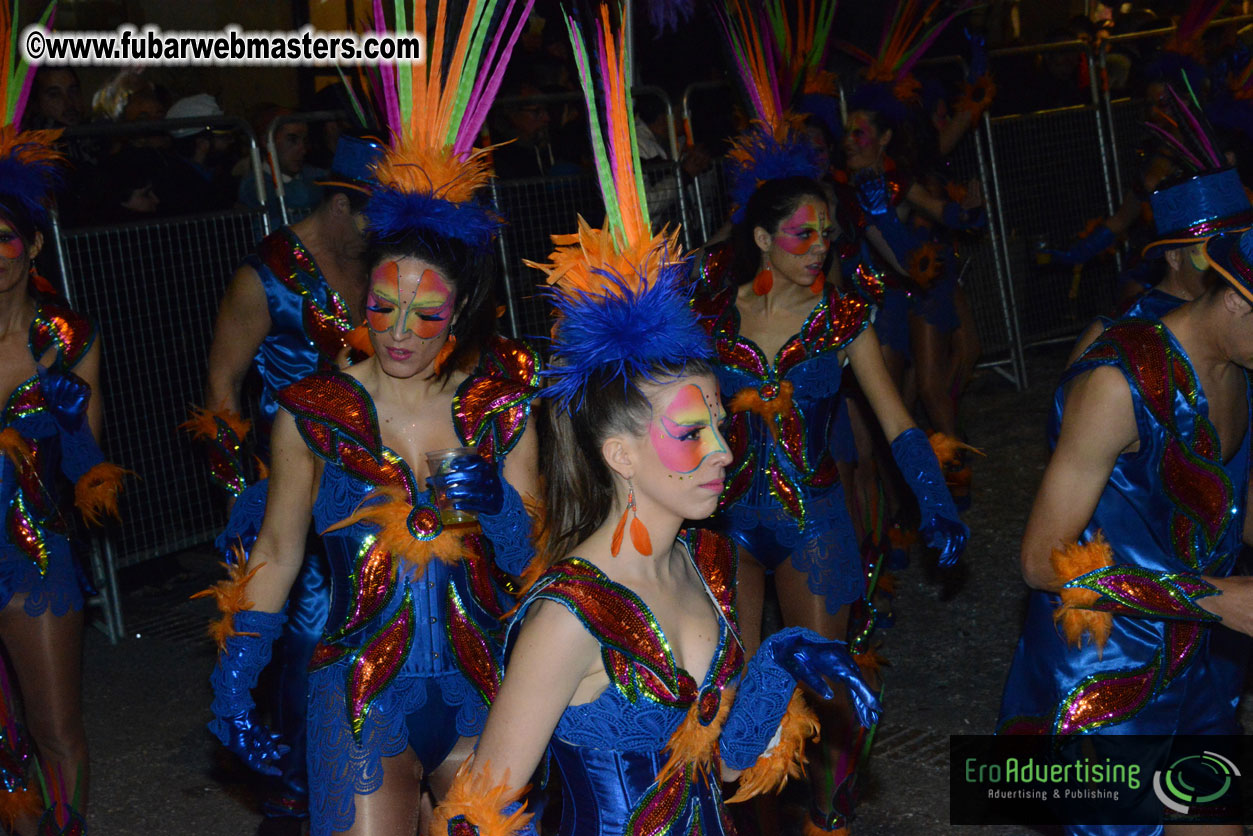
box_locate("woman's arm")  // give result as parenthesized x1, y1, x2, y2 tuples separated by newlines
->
(241, 410, 317, 611)
(844, 327, 914, 441)
(469, 600, 598, 787)
(75, 335, 103, 443)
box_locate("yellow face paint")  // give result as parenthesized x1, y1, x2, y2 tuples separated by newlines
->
(366, 259, 455, 339)
(648, 382, 728, 474)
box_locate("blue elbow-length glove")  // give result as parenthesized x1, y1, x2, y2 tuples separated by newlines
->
(209, 609, 289, 776)
(720, 627, 880, 770)
(890, 428, 968, 566)
(1047, 224, 1115, 266)
(428, 454, 535, 576)
(855, 172, 926, 267)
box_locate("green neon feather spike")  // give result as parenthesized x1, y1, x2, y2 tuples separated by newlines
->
(444, 0, 501, 148)
(334, 64, 369, 127)
(567, 11, 625, 245)
(810, 2, 837, 72)
(393, 0, 410, 128)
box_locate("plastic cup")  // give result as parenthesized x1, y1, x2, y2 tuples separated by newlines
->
(425, 445, 478, 526)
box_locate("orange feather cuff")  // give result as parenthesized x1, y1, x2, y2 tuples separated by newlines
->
(433, 759, 533, 836)
(74, 462, 129, 526)
(190, 552, 266, 652)
(726, 690, 820, 803)
(1051, 533, 1115, 656)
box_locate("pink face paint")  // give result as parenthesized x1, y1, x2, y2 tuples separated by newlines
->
(775, 202, 829, 256)
(365, 260, 455, 339)
(0, 222, 25, 261)
(846, 113, 875, 150)
(648, 382, 728, 474)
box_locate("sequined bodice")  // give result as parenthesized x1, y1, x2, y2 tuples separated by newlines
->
(692, 279, 871, 528)
(510, 530, 742, 836)
(247, 228, 355, 425)
(1, 300, 96, 574)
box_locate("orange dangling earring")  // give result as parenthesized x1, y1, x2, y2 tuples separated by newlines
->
(752, 263, 773, 296)
(810, 270, 826, 295)
(610, 480, 652, 556)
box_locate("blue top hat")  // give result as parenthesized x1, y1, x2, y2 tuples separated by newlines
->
(1202, 226, 1253, 306)
(315, 135, 386, 193)
(1142, 168, 1253, 260)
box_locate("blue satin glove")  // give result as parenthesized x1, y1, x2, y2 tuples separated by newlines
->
(889, 428, 968, 567)
(429, 454, 503, 516)
(941, 200, 986, 231)
(209, 609, 288, 777)
(37, 366, 90, 432)
(772, 631, 881, 729)
(964, 26, 987, 80)
(854, 170, 892, 217)
(1046, 224, 1115, 266)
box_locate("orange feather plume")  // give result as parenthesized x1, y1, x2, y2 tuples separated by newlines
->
(726, 690, 820, 802)
(658, 691, 732, 784)
(927, 432, 985, 468)
(525, 216, 683, 299)
(433, 759, 533, 836)
(0, 427, 33, 472)
(74, 462, 129, 526)
(1051, 533, 1115, 656)
(372, 144, 494, 207)
(181, 406, 251, 442)
(190, 551, 266, 651)
(322, 487, 468, 577)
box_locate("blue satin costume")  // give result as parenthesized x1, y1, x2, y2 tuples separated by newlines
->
(275, 336, 538, 836)
(998, 320, 1251, 834)
(507, 529, 746, 836)
(693, 273, 874, 612)
(226, 225, 362, 814)
(0, 299, 100, 618)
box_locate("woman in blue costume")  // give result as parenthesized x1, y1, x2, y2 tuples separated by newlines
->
(432, 6, 879, 836)
(0, 6, 126, 831)
(201, 2, 540, 833)
(997, 226, 1253, 834)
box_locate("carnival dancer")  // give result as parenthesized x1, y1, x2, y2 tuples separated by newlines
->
(996, 223, 1253, 834)
(198, 2, 540, 834)
(432, 7, 879, 835)
(0, 2, 127, 832)
(189, 134, 384, 826)
(695, 3, 969, 832)
(1067, 88, 1253, 364)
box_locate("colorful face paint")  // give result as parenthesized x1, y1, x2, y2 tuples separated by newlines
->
(845, 113, 875, 150)
(648, 382, 728, 474)
(365, 259, 455, 339)
(775, 202, 830, 256)
(0, 222, 25, 261)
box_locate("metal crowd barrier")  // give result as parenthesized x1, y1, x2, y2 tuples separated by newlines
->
(46, 116, 269, 641)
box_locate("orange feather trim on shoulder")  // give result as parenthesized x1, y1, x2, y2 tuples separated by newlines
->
(729, 382, 795, 441)
(432, 758, 533, 836)
(181, 406, 251, 441)
(927, 432, 986, 468)
(255, 457, 270, 480)
(0, 428, 33, 473)
(1051, 533, 1115, 657)
(658, 691, 733, 784)
(726, 690, 820, 803)
(189, 552, 266, 652)
(322, 487, 468, 579)
(74, 462, 130, 526)
(0, 787, 41, 831)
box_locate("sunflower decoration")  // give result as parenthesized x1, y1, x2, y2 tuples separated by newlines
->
(907, 241, 943, 289)
(955, 74, 996, 120)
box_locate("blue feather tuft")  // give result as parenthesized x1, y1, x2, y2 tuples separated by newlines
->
(646, 0, 695, 34)
(543, 260, 712, 411)
(728, 124, 824, 223)
(0, 148, 65, 230)
(365, 185, 502, 248)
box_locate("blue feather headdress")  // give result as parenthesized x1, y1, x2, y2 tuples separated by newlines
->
(362, 0, 533, 249)
(0, 1, 62, 235)
(532, 3, 710, 413)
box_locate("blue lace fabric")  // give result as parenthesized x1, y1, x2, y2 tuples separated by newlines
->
(999, 320, 1251, 750)
(0, 301, 99, 617)
(507, 531, 744, 836)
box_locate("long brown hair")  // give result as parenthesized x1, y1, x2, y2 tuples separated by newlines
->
(539, 358, 715, 567)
